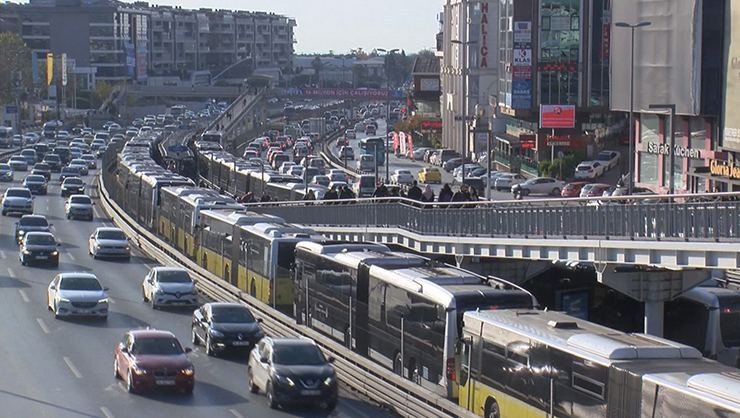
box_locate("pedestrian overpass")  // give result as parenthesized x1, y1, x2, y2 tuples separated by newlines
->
(246, 192, 740, 336)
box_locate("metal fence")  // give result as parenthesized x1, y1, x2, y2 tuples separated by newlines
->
(245, 194, 740, 242)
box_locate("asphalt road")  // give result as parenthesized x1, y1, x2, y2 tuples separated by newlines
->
(0, 163, 395, 417)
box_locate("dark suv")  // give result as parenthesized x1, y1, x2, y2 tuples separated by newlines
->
(248, 337, 337, 411)
(191, 302, 264, 356)
(43, 154, 62, 172)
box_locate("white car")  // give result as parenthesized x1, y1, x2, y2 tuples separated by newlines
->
(89, 227, 130, 260)
(574, 161, 606, 179)
(390, 169, 414, 185)
(142, 267, 198, 309)
(65, 194, 94, 221)
(2, 187, 33, 216)
(511, 177, 566, 197)
(493, 173, 526, 191)
(47, 273, 108, 319)
(595, 150, 621, 170)
(278, 162, 297, 175)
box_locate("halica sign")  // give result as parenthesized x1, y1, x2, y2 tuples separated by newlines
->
(709, 160, 740, 180)
(480, 2, 489, 68)
(646, 142, 703, 159)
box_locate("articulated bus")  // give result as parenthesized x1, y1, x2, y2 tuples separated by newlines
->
(458, 309, 740, 418)
(359, 136, 385, 166)
(293, 242, 536, 398)
(201, 131, 223, 144)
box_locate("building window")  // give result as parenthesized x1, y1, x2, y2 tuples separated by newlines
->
(538, 0, 581, 106)
(639, 114, 659, 184)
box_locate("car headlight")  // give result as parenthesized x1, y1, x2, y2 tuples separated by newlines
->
(124, 246, 130, 251)
(274, 373, 295, 387)
(131, 364, 147, 375)
(323, 376, 334, 386)
(98, 298, 109, 304)
(17, 230, 24, 236)
(180, 367, 194, 376)
(22, 250, 31, 255)
(58, 297, 71, 303)
(209, 329, 224, 337)
(50, 250, 58, 256)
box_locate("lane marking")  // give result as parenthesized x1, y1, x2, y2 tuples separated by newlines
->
(63, 356, 83, 379)
(18, 289, 29, 303)
(100, 406, 114, 418)
(67, 253, 76, 261)
(7, 267, 15, 277)
(36, 317, 50, 334)
(228, 410, 244, 418)
(0, 250, 6, 259)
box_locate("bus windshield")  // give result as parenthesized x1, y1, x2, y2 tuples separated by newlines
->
(719, 295, 740, 347)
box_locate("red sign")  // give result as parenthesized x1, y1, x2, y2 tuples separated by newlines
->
(540, 104, 576, 129)
(545, 134, 581, 148)
(520, 134, 536, 149)
(421, 120, 443, 130)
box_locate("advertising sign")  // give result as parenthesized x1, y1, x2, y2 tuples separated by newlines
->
(46, 53, 53, 86)
(513, 21, 532, 43)
(520, 134, 536, 149)
(281, 88, 403, 99)
(513, 49, 532, 66)
(61, 53, 67, 87)
(724, 1, 740, 151)
(540, 104, 576, 129)
(512, 80, 532, 109)
(512, 21, 533, 110)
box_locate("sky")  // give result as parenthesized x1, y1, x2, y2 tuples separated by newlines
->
(122, 0, 440, 54)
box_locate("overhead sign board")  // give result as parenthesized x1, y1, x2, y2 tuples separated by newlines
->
(540, 104, 576, 129)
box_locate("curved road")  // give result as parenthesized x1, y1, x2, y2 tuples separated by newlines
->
(0, 163, 394, 417)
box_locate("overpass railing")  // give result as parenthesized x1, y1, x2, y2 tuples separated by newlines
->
(245, 192, 740, 242)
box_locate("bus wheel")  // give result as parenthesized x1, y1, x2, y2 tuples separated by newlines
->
(249, 280, 257, 297)
(407, 357, 417, 382)
(485, 398, 501, 418)
(343, 325, 351, 348)
(393, 352, 403, 376)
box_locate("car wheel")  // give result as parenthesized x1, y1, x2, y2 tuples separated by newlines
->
(551, 188, 561, 196)
(323, 400, 337, 412)
(191, 326, 200, 345)
(205, 334, 215, 357)
(2, 210, 6, 216)
(149, 295, 157, 310)
(248, 367, 259, 393)
(20, 255, 26, 266)
(53, 303, 60, 319)
(142, 288, 148, 302)
(114, 358, 120, 379)
(266, 382, 278, 409)
(126, 369, 137, 394)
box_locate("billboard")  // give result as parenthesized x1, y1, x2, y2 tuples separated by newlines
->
(723, 1, 740, 152)
(540, 105, 576, 129)
(512, 20, 533, 110)
(610, 0, 701, 116)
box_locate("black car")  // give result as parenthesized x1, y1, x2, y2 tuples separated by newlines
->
(22, 175, 48, 195)
(59, 166, 81, 183)
(43, 154, 62, 172)
(248, 338, 338, 411)
(32, 163, 52, 181)
(60, 177, 85, 197)
(14, 214, 51, 244)
(191, 302, 264, 356)
(19, 231, 59, 267)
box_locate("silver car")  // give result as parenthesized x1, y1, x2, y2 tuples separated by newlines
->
(142, 267, 198, 309)
(65, 194, 94, 221)
(2, 187, 34, 216)
(47, 273, 108, 319)
(89, 227, 130, 260)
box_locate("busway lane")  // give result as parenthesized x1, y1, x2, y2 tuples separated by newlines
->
(0, 167, 396, 418)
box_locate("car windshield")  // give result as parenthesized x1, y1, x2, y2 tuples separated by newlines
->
(26, 234, 55, 245)
(719, 296, 740, 347)
(131, 337, 184, 356)
(10, 157, 25, 163)
(45, 155, 60, 162)
(157, 270, 192, 283)
(62, 168, 78, 174)
(64, 177, 83, 185)
(7, 189, 31, 198)
(34, 164, 49, 170)
(272, 344, 326, 366)
(97, 230, 126, 240)
(576, 165, 590, 171)
(59, 276, 101, 291)
(211, 306, 255, 323)
(25, 176, 45, 183)
(21, 217, 48, 227)
(70, 196, 91, 204)
(596, 152, 612, 160)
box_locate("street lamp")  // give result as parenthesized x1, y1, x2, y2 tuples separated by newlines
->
(615, 20, 651, 195)
(451, 39, 477, 187)
(648, 104, 676, 196)
(377, 48, 399, 183)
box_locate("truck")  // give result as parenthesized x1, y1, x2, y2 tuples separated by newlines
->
(308, 118, 326, 138)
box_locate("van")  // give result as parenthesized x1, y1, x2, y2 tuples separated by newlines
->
(355, 174, 376, 197)
(357, 154, 375, 172)
(0, 127, 13, 148)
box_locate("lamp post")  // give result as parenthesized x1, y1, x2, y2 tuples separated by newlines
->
(451, 38, 477, 187)
(648, 104, 676, 196)
(615, 21, 651, 195)
(377, 48, 399, 183)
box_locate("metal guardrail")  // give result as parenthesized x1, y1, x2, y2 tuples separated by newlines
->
(206, 89, 264, 145)
(243, 193, 740, 242)
(97, 173, 477, 418)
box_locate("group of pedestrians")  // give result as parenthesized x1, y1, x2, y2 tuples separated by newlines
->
(322, 184, 356, 201)
(371, 181, 478, 205)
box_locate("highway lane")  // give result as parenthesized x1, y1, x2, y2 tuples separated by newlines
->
(0, 165, 396, 417)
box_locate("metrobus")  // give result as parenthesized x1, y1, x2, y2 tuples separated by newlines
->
(458, 309, 740, 418)
(293, 242, 536, 398)
(359, 136, 385, 166)
(201, 131, 223, 144)
(665, 285, 740, 368)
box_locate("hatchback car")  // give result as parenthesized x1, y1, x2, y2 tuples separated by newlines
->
(248, 337, 337, 411)
(0, 163, 14, 181)
(561, 182, 590, 198)
(2, 187, 33, 216)
(47, 273, 108, 319)
(19, 231, 59, 266)
(43, 154, 62, 172)
(191, 302, 264, 356)
(14, 214, 51, 243)
(595, 150, 621, 170)
(32, 163, 52, 181)
(511, 177, 565, 197)
(8, 156, 28, 172)
(579, 183, 612, 198)
(418, 167, 442, 184)
(23, 174, 48, 195)
(390, 169, 414, 185)
(89, 227, 130, 260)
(80, 154, 97, 169)
(574, 161, 605, 180)
(61, 177, 85, 197)
(65, 194, 94, 221)
(113, 329, 194, 394)
(142, 267, 198, 309)
(493, 173, 527, 191)
(69, 159, 89, 175)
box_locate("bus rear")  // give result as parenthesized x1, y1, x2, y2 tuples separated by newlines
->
(360, 137, 385, 166)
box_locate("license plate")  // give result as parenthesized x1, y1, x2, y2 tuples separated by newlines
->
(74, 310, 89, 314)
(232, 341, 251, 346)
(36, 255, 48, 260)
(300, 390, 321, 396)
(156, 379, 176, 385)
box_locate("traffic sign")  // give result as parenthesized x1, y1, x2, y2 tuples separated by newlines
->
(5, 106, 18, 114)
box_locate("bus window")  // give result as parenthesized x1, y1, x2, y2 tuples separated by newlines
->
(719, 295, 740, 348)
(664, 298, 709, 353)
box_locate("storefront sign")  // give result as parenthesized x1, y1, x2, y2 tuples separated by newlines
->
(512, 80, 532, 109)
(420, 120, 442, 130)
(514, 21, 531, 43)
(545, 135, 573, 147)
(480, 2, 489, 68)
(513, 49, 532, 66)
(723, 1, 740, 152)
(520, 134, 536, 149)
(540, 105, 576, 129)
(709, 160, 740, 180)
(646, 142, 703, 159)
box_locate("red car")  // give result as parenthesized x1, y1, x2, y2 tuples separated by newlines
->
(580, 183, 612, 198)
(561, 182, 590, 198)
(114, 329, 194, 395)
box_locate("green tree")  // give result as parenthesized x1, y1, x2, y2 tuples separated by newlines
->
(0, 32, 32, 106)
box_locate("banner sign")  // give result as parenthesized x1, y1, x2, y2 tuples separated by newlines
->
(280, 88, 403, 99)
(540, 104, 576, 129)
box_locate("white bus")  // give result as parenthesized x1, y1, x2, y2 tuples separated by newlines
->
(458, 309, 740, 418)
